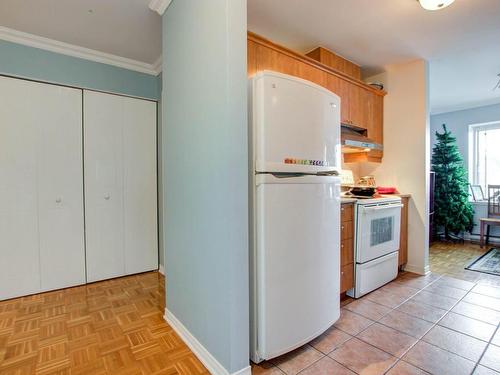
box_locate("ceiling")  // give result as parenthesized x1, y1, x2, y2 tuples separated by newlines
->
(1, 0, 499, 113)
(248, 0, 500, 114)
(0, 0, 162, 64)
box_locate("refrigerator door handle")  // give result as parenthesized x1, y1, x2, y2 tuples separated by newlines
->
(362, 203, 404, 212)
(257, 171, 339, 178)
(255, 173, 341, 186)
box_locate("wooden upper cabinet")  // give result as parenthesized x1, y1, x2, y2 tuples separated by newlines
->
(326, 75, 350, 125)
(348, 85, 364, 128)
(249, 40, 328, 90)
(306, 47, 361, 80)
(326, 74, 380, 133)
(343, 89, 384, 162)
(368, 95, 383, 159)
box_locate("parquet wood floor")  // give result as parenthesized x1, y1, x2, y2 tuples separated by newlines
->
(430, 241, 500, 286)
(0, 272, 209, 375)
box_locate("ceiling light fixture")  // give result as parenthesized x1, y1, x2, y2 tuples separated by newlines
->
(418, 0, 455, 10)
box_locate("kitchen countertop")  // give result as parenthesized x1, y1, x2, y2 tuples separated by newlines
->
(341, 198, 357, 204)
(393, 193, 411, 198)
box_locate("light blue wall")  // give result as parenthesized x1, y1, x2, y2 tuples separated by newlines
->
(431, 103, 500, 238)
(430, 103, 500, 166)
(162, 0, 248, 373)
(0, 39, 160, 100)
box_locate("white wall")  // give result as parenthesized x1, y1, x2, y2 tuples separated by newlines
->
(360, 60, 431, 275)
(341, 160, 361, 182)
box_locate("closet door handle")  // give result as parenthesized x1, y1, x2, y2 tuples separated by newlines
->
(104, 194, 111, 200)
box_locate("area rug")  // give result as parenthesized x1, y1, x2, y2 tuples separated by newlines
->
(465, 248, 500, 276)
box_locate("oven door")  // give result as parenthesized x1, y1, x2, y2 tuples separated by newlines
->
(356, 202, 403, 263)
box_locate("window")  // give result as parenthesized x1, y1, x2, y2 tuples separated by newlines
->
(469, 121, 500, 193)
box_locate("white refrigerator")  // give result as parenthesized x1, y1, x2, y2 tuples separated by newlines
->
(250, 71, 342, 362)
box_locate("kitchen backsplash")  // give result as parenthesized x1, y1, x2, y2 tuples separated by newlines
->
(341, 161, 361, 182)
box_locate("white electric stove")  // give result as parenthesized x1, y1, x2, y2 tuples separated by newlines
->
(343, 194, 403, 298)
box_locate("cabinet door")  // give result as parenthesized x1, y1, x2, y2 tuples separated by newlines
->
(326, 75, 350, 124)
(122, 97, 158, 275)
(0, 77, 85, 299)
(368, 95, 384, 159)
(361, 88, 374, 132)
(0, 77, 41, 299)
(84, 91, 125, 282)
(37, 85, 85, 292)
(348, 84, 365, 129)
(340, 264, 354, 293)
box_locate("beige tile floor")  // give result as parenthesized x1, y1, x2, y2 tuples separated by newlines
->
(252, 271, 500, 375)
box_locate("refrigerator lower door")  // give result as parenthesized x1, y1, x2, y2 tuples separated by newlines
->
(350, 251, 399, 298)
(253, 174, 341, 361)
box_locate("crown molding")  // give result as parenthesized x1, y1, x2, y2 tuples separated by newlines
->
(149, 0, 173, 15)
(0, 26, 161, 76)
(152, 55, 162, 74)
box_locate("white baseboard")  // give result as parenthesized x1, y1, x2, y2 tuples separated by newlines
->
(404, 263, 430, 275)
(231, 366, 252, 375)
(158, 264, 165, 275)
(164, 309, 251, 375)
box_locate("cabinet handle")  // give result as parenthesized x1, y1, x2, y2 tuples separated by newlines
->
(55, 198, 62, 203)
(341, 225, 345, 230)
(341, 207, 345, 211)
(341, 243, 344, 248)
(341, 271, 345, 276)
(104, 195, 111, 200)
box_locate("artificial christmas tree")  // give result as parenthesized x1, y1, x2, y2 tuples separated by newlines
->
(431, 124, 474, 240)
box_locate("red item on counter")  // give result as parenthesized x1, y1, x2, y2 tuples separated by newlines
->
(377, 187, 397, 194)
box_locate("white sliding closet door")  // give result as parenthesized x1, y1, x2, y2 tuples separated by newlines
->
(0, 77, 41, 300)
(37, 84, 85, 292)
(0, 76, 85, 300)
(84, 91, 157, 282)
(84, 92, 126, 282)
(122, 96, 158, 275)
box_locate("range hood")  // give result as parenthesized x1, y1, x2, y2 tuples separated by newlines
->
(341, 123, 382, 153)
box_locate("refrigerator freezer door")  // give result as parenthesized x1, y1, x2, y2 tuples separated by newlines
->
(254, 174, 341, 360)
(252, 71, 340, 173)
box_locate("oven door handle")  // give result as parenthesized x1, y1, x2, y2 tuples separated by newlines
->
(362, 203, 404, 211)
